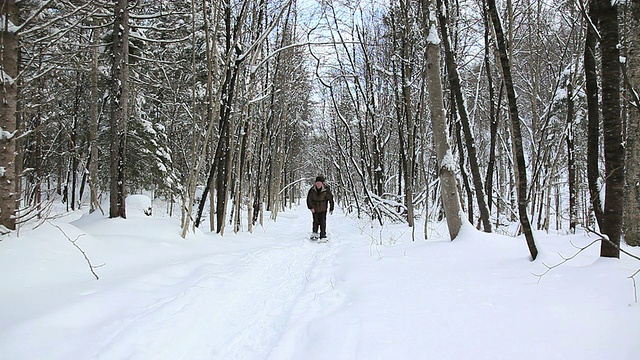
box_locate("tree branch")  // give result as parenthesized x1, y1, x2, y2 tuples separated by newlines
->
(533, 227, 640, 302)
(49, 222, 102, 280)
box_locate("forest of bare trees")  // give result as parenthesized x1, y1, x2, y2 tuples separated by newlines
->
(1, 0, 639, 258)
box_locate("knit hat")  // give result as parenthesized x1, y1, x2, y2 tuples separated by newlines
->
(315, 175, 325, 183)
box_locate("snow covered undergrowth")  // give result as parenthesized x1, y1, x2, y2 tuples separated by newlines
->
(1, 200, 639, 360)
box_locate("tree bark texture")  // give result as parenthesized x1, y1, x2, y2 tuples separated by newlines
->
(0, 0, 18, 231)
(623, 0, 640, 246)
(89, 27, 100, 214)
(436, 0, 492, 232)
(486, 0, 538, 260)
(598, 0, 623, 258)
(423, 1, 463, 241)
(109, 0, 130, 219)
(585, 4, 605, 230)
(400, 0, 415, 228)
(566, 76, 577, 233)
(483, 0, 499, 215)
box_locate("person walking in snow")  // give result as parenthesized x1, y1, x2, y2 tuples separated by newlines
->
(306, 175, 334, 240)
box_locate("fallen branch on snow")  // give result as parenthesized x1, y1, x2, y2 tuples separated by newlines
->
(533, 227, 640, 302)
(49, 222, 103, 280)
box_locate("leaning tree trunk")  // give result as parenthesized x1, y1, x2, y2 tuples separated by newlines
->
(437, 0, 492, 232)
(585, 3, 605, 230)
(483, 0, 499, 215)
(453, 102, 474, 223)
(0, 0, 19, 231)
(624, 0, 640, 246)
(486, 0, 538, 260)
(598, 0, 623, 258)
(109, 0, 130, 219)
(423, 1, 463, 240)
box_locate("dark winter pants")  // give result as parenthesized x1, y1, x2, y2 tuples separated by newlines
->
(312, 211, 328, 238)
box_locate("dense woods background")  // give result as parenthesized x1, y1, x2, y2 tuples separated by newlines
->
(1, 0, 639, 258)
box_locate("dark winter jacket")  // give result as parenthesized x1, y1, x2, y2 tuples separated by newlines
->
(307, 184, 334, 213)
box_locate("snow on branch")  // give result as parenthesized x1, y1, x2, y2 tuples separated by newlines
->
(238, 0, 295, 64)
(18, 1, 92, 37)
(367, 192, 407, 223)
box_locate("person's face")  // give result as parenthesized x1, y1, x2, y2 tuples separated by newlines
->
(315, 181, 323, 188)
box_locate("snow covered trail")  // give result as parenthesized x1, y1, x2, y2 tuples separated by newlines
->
(0, 206, 347, 360)
(2, 202, 639, 360)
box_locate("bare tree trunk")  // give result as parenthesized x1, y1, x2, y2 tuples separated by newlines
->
(423, 1, 463, 240)
(71, 77, 81, 211)
(400, 0, 415, 228)
(210, 3, 237, 234)
(181, 0, 219, 237)
(585, 3, 605, 230)
(436, 0, 491, 232)
(598, 0, 624, 258)
(109, 0, 129, 219)
(88, 26, 101, 214)
(483, 1, 499, 216)
(624, 0, 640, 246)
(487, 0, 538, 260)
(1, 0, 19, 231)
(453, 103, 473, 223)
(34, 82, 42, 213)
(388, 0, 417, 228)
(190, 0, 221, 232)
(566, 72, 577, 233)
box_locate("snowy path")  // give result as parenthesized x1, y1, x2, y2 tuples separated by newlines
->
(0, 207, 346, 360)
(91, 245, 331, 360)
(2, 203, 639, 360)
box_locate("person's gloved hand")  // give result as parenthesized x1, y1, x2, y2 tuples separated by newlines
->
(330, 210, 333, 215)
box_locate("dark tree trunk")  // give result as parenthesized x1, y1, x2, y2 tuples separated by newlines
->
(598, 0, 624, 258)
(198, 2, 246, 234)
(566, 76, 577, 233)
(0, 0, 19, 231)
(71, 77, 80, 211)
(437, 0, 492, 232)
(453, 97, 474, 223)
(109, 0, 129, 219)
(391, 1, 415, 227)
(486, 0, 538, 260)
(585, 4, 605, 230)
(624, 0, 640, 246)
(215, 67, 235, 234)
(88, 27, 100, 214)
(483, 1, 499, 214)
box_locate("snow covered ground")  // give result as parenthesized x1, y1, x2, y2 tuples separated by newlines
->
(1, 197, 639, 360)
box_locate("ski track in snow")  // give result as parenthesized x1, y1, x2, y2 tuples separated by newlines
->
(93, 246, 330, 360)
(1, 209, 346, 360)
